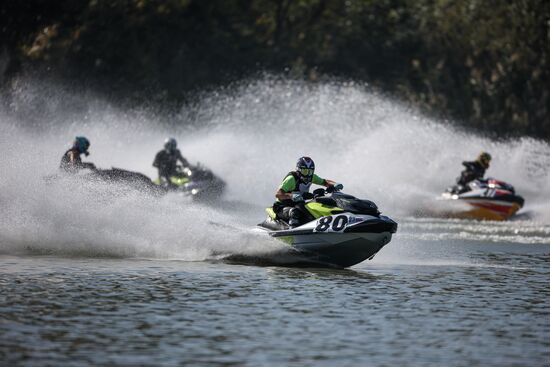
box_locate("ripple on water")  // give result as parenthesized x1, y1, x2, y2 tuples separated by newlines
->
(1, 254, 549, 366)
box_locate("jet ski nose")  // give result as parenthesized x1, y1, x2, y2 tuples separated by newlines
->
(344, 216, 397, 234)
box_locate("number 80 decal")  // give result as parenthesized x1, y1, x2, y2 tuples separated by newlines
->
(314, 215, 349, 232)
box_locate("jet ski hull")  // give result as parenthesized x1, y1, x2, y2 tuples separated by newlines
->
(436, 178, 525, 221)
(45, 167, 163, 196)
(258, 213, 397, 268)
(269, 231, 393, 268)
(153, 165, 225, 200)
(438, 193, 524, 221)
(180, 179, 226, 201)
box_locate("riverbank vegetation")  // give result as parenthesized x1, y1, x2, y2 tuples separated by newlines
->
(1, 0, 548, 138)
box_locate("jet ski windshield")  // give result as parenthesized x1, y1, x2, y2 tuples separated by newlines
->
(316, 192, 380, 216)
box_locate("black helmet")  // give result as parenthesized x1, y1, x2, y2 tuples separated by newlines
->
(296, 156, 315, 182)
(164, 137, 177, 152)
(477, 152, 492, 168)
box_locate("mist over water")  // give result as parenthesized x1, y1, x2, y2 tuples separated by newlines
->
(1, 76, 550, 259)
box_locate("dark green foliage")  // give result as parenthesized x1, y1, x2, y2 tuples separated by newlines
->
(1, 0, 549, 138)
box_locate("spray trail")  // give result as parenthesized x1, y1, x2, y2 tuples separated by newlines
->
(178, 79, 550, 220)
(1, 76, 549, 259)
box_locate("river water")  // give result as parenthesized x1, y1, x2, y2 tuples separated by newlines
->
(1, 216, 549, 366)
(1, 78, 549, 365)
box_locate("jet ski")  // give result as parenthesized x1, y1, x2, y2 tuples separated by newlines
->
(438, 178, 524, 221)
(154, 164, 226, 200)
(89, 167, 162, 194)
(46, 164, 163, 195)
(256, 187, 397, 268)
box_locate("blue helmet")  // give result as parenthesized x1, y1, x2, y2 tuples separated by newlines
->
(296, 156, 315, 182)
(73, 136, 90, 155)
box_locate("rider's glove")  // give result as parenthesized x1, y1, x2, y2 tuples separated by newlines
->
(333, 183, 344, 191)
(291, 192, 304, 202)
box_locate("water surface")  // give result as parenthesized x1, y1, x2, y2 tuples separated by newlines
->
(1, 223, 548, 366)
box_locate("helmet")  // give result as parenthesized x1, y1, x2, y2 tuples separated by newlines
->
(296, 156, 315, 182)
(477, 152, 492, 168)
(164, 137, 177, 152)
(73, 136, 90, 155)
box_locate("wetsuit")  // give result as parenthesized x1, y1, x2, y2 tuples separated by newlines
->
(153, 148, 190, 184)
(273, 171, 326, 225)
(59, 148, 86, 173)
(457, 161, 486, 186)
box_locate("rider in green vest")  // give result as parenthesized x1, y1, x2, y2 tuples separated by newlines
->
(273, 156, 343, 228)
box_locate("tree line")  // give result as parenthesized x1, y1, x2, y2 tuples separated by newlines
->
(1, 0, 548, 138)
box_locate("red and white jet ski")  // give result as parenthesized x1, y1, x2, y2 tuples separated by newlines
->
(438, 178, 524, 221)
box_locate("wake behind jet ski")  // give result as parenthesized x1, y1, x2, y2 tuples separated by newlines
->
(439, 178, 524, 221)
(257, 187, 397, 268)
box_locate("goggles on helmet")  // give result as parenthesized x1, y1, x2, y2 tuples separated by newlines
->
(299, 168, 314, 177)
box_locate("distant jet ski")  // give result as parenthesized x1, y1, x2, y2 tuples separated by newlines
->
(89, 167, 162, 193)
(438, 178, 524, 221)
(154, 164, 226, 201)
(256, 187, 397, 268)
(46, 164, 163, 195)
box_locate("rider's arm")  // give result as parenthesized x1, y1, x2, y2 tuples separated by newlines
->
(275, 175, 296, 200)
(68, 150, 81, 164)
(462, 161, 475, 170)
(67, 151, 95, 170)
(313, 175, 335, 187)
(153, 151, 161, 167)
(275, 188, 294, 201)
(474, 165, 486, 179)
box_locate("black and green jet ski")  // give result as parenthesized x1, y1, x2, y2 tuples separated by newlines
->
(154, 164, 226, 200)
(256, 188, 397, 268)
